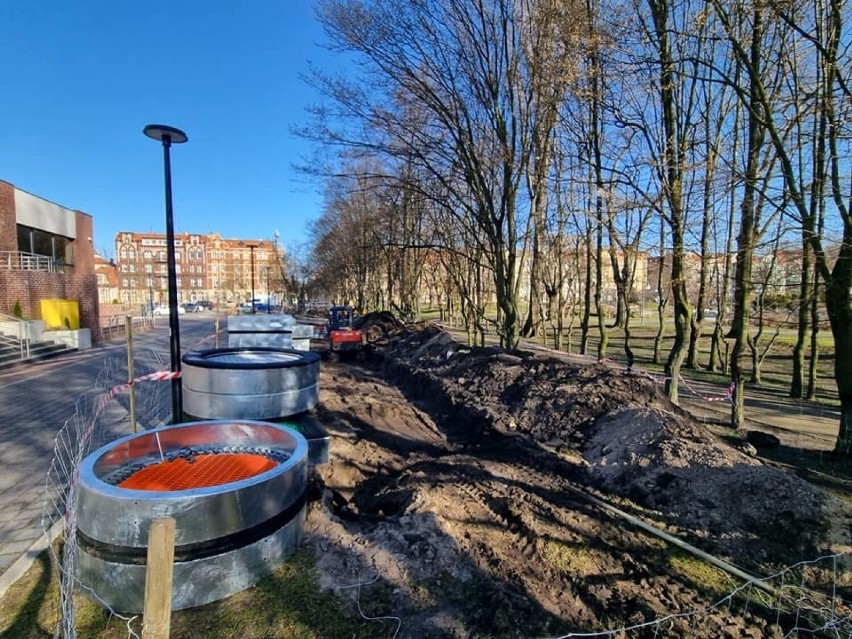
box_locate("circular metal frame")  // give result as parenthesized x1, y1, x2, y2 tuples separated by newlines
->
(77, 420, 307, 546)
(182, 348, 320, 420)
(75, 420, 308, 612)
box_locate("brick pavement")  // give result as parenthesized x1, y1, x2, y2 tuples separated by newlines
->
(0, 317, 216, 598)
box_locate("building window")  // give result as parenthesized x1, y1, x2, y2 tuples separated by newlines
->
(17, 225, 71, 264)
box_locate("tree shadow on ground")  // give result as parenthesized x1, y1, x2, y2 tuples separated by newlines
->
(1, 552, 55, 639)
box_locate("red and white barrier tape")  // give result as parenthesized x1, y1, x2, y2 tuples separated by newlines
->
(96, 370, 182, 414)
(186, 326, 226, 351)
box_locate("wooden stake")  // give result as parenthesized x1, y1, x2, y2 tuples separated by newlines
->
(126, 315, 137, 432)
(142, 517, 176, 639)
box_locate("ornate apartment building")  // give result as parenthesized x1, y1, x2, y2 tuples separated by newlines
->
(114, 231, 282, 308)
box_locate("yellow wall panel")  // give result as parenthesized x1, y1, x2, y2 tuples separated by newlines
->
(41, 299, 80, 330)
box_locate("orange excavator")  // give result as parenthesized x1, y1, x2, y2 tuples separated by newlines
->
(326, 305, 364, 361)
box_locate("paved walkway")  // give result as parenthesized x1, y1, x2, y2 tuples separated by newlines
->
(674, 375, 840, 448)
(0, 317, 218, 599)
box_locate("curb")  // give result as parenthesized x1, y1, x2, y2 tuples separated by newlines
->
(0, 519, 64, 600)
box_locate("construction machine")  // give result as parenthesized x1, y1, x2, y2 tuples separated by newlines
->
(326, 305, 364, 361)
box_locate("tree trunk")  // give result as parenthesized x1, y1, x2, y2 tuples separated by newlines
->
(790, 242, 812, 397)
(827, 231, 852, 453)
(580, 192, 593, 355)
(728, 5, 767, 431)
(687, 115, 715, 370)
(807, 274, 820, 400)
(665, 243, 691, 405)
(521, 211, 543, 339)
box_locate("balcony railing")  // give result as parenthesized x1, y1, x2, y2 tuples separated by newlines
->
(0, 312, 31, 361)
(0, 251, 61, 272)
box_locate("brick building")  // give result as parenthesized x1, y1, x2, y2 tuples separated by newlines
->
(94, 254, 119, 305)
(114, 231, 283, 308)
(0, 179, 99, 337)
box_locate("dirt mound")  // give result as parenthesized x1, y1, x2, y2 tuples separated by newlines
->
(354, 311, 403, 343)
(376, 324, 830, 563)
(584, 407, 826, 561)
(308, 323, 847, 638)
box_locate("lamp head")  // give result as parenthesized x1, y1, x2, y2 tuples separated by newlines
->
(143, 124, 188, 144)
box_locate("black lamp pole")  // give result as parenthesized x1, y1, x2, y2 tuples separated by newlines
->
(250, 244, 256, 314)
(144, 124, 188, 424)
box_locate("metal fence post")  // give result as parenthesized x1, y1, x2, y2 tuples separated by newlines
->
(126, 316, 137, 432)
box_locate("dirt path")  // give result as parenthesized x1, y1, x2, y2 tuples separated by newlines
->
(303, 322, 851, 638)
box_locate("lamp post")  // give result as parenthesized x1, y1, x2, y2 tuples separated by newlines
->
(273, 230, 280, 311)
(147, 277, 154, 316)
(250, 244, 256, 314)
(265, 267, 271, 313)
(239, 240, 259, 313)
(143, 123, 188, 424)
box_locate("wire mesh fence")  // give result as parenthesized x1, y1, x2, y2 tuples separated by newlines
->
(545, 552, 851, 638)
(41, 346, 170, 639)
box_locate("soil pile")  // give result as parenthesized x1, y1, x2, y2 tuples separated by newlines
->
(378, 325, 828, 563)
(354, 311, 403, 343)
(307, 322, 848, 638)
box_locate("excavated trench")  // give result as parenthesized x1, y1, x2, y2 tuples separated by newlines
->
(305, 319, 849, 639)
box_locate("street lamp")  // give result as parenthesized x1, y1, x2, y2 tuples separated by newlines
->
(143, 123, 188, 424)
(265, 267, 271, 313)
(147, 277, 154, 316)
(240, 241, 259, 314)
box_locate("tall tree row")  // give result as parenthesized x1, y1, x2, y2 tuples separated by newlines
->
(302, 0, 852, 455)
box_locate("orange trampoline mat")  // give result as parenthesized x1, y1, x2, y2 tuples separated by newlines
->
(118, 453, 277, 491)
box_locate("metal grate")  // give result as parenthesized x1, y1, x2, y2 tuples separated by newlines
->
(114, 450, 282, 491)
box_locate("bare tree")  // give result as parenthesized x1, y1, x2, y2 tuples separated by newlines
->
(638, 0, 704, 403)
(711, 0, 852, 452)
(312, 0, 590, 348)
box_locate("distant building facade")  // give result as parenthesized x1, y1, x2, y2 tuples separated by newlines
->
(114, 231, 283, 307)
(0, 179, 100, 336)
(94, 254, 119, 305)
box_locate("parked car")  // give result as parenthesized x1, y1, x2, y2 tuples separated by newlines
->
(195, 300, 214, 311)
(153, 304, 186, 316)
(181, 302, 200, 313)
(237, 302, 271, 314)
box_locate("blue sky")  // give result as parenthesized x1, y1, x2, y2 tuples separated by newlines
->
(0, 1, 336, 258)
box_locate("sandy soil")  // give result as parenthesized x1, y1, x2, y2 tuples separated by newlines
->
(304, 318, 851, 638)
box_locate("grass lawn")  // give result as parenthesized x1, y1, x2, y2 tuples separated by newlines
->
(0, 548, 387, 639)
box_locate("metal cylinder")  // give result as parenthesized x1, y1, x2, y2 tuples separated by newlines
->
(181, 348, 320, 420)
(75, 420, 308, 612)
